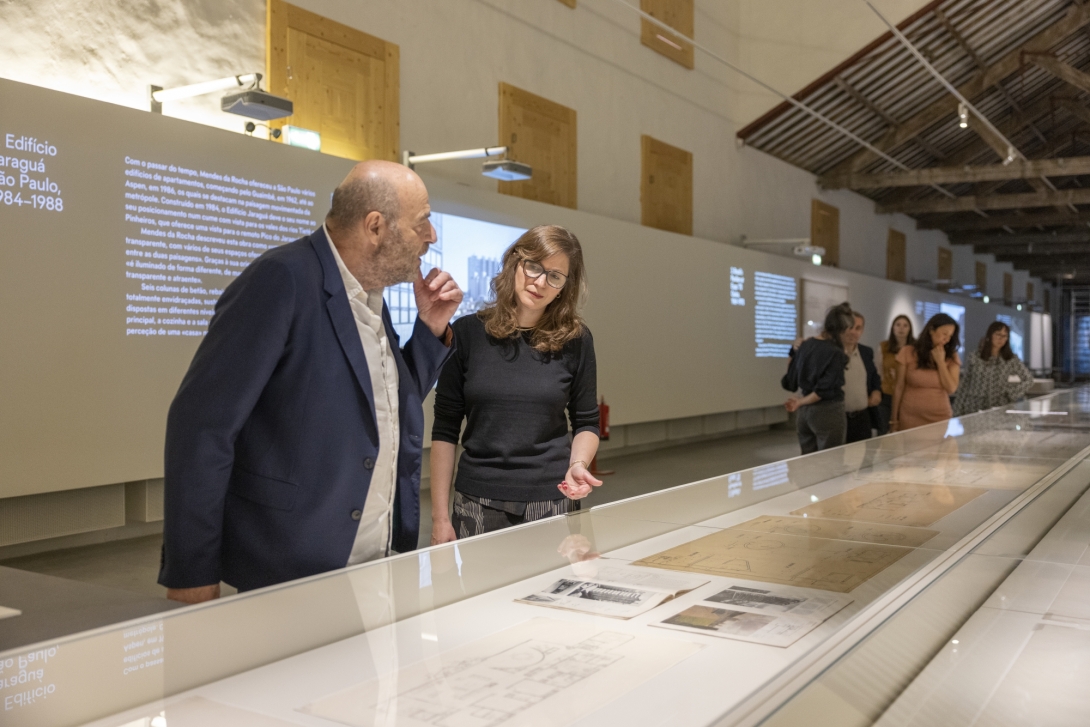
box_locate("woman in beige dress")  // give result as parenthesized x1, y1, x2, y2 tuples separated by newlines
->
(890, 313, 961, 431)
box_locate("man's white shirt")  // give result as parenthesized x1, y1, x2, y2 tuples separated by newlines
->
(324, 226, 401, 565)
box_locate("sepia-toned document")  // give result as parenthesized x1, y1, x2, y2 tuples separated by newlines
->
(789, 481, 987, 527)
(633, 524, 917, 593)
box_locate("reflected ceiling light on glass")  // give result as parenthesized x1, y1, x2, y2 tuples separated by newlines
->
(283, 125, 321, 151)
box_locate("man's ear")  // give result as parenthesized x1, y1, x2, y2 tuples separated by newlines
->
(361, 210, 386, 248)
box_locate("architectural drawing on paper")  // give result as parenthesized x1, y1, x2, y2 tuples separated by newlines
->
(734, 515, 939, 548)
(633, 525, 915, 593)
(789, 482, 987, 527)
(301, 618, 700, 727)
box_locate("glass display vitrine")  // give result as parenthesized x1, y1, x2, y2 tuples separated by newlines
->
(3, 389, 1088, 727)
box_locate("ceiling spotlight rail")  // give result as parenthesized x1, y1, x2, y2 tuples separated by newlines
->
(601, 0, 957, 199)
(861, 0, 1022, 166)
(402, 146, 508, 166)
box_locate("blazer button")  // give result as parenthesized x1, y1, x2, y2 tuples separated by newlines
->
(363, 457, 374, 470)
(351, 509, 363, 521)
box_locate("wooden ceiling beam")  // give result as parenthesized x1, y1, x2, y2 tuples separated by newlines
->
(878, 186, 1090, 215)
(825, 4, 1090, 176)
(823, 155, 1090, 190)
(952, 230, 1090, 247)
(1031, 55, 1090, 96)
(917, 208, 1090, 231)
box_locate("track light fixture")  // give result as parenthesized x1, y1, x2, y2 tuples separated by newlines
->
(958, 102, 968, 129)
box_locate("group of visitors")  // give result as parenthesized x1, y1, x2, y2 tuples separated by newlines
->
(784, 304, 1033, 454)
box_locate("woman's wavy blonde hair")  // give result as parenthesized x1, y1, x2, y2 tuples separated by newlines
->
(478, 225, 587, 352)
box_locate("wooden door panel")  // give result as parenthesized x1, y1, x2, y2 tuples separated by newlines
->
(641, 135, 692, 235)
(499, 83, 577, 209)
(886, 229, 906, 282)
(268, 0, 398, 161)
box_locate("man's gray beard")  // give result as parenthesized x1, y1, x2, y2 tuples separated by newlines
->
(373, 224, 420, 287)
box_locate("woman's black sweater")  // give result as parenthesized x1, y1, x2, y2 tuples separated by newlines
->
(432, 314, 600, 502)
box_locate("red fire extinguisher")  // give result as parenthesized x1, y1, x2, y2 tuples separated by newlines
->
(598, 395, 610, 441)
(591, 396, 615, 476)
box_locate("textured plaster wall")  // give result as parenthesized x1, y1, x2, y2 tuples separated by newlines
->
(0, 0, 265, 134)
(0, 0, 1047, 303)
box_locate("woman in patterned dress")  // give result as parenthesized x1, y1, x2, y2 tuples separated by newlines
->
(953, 321, 1033, 416)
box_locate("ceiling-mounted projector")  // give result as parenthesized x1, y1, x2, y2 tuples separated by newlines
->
(793, 245, 826, 257)
(482, 160, 532, 181)
(221, 90, 294, 121)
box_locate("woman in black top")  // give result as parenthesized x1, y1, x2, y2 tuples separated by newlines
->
(784, 302, 853, 454)
(430, 225, 601, 542)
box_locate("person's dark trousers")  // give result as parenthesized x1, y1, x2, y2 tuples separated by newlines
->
(876, 393, 893, 435)
(797, 400, 847, 454)
(845, 409, 872, 443)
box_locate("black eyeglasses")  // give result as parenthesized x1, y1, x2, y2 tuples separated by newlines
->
(521, 259, 568, 289)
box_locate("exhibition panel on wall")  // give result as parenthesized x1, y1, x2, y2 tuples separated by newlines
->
(0, 79, 1037, 500)
(1, 390, 1088, 727)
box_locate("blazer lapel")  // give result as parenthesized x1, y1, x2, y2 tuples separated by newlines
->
(309, 229, 378, 434)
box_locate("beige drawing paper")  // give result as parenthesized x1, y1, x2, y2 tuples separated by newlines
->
(789, 481, 987, 527)
(300, 618, 701, 727)
(632, 527, 914, 593)
(732, 515, 939, 549)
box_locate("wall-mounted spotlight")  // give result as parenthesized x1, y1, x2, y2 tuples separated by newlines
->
(958, 102, 969, 129)
(1003, 145, 1017, 166)
(402, 146, 532, 181)
(983, 295, 990, 303)
(740, 235, 825, 264)
(149, 73, 293, 121)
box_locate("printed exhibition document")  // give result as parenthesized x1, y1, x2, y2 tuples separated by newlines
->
(789, 481, 987, 527)
(300, 617, 701, 727)
(515, 562, 709, 619)
(654, 582, 853, 647)
(632, 516, 920, 593)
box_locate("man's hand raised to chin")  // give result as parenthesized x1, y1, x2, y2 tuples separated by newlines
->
(414, 268, 463, 338)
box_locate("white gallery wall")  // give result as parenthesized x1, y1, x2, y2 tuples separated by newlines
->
(0, 0, 1044, 302)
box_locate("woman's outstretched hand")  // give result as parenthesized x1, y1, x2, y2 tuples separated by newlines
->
(558, 462, 603, 500)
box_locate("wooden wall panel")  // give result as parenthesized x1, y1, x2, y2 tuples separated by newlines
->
(1027, 282, 1035, 303)
(886, 229, 906, 282)
(498, 83, 577, 209)
(641, 135, 692, 235)
(975, 261, 987, 292)
(640, 0, 695, 69)
(1003, 272, 1013, 302)
(811, 200, 839, 267)
(1045, 288, 1051, 311)
(937, 247, 953, 281)
(267, 0, 399, 161)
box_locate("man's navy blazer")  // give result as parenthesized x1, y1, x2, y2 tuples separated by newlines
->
(158, 227, 453, 592)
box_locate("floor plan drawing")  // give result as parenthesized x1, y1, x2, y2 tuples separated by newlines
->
(789, 482, 987, 527)
(300, 618, 701, 727)
(632, 526, 915, 593)
(732, 515, 939, 548)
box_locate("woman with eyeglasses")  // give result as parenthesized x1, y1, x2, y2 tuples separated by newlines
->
(953, 321, 1033, 416)
(429, 225, 601, 542)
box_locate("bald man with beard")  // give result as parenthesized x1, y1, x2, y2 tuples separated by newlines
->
(159, 161, 462, 603)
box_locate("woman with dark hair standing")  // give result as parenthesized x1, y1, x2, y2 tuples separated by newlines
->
(891, 313, 961, 431)
(785, 302, 853, 453)
(953, 321, 1033, 416)
(430, 225, 600, 542)
(877, 315, 914, 434)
